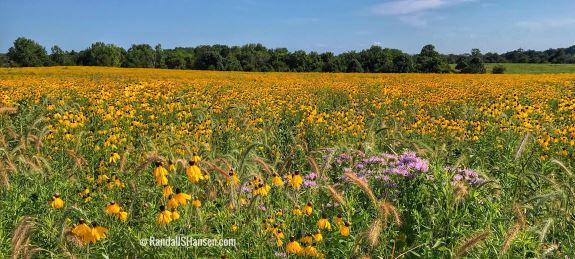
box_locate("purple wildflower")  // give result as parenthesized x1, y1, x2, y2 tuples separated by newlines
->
(303, 180, 317, 188)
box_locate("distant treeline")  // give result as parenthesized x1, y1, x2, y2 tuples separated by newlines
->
(1, 37, 574, 73)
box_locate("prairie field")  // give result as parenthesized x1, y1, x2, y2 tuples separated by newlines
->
(1, 67, 575, 258)
(450, 63, 575, 74)
(483, 63, 575, 74)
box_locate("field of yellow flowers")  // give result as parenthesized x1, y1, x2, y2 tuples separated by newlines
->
(1, 67, 574, 258)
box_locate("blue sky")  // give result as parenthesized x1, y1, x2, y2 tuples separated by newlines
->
(1, 0, 574, 54)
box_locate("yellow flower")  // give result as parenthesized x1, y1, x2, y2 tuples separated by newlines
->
(253, 183, 271, 197)
(186, 161, 204, 183)
(288, 171, 303, 190)
(91, 222, 108, 241)
(78, 187, 90, 197)
(83, 193, 92, 203)
(228, 170, 240, 186)
(156, 206, 173, 225)
(230, 223, 238, 232)
(117, 211, 129, 222)
(317, 215, 331, 230)
(334, 214, 343, 226)
(106, 179, 115, 190)
(276, 209, 284, 216)
(301, 233, 313, 245)
(109, 152, 120, 163)
(303, 202, 313, 216)
(274, 229, 285, 240)
(292, 206, 302, 216)
(105, 201, 121, 215)
(72, 219, 94, 245)
(192, 198, 202, 208)
(303, 244, 320, 257)
(97, 174, 109, 183)
(162, 185, 173, 198)
(313, 229, 323, 242)
(171, 209, 181, 221)
(272, 174, 284, 186)
(340, 222, 350, 236)
(167, 195, 179, 209)
(154, 163, 169, 186)
(286, 237, 303, 254)
(49, 194, 64, 209)
(168, 160, 176, 172)
(174, 188, 191, 205)
(112, 174, 124, 188)
(154, 162, 168, 175)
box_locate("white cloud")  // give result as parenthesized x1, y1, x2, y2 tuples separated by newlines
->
(399, 15, 428, 27)
(515, 18, 575, 30)
(370, 0, 476, 26)
(371, 0, 474, 15)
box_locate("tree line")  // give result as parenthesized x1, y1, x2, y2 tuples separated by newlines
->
(1, 37, 574, 73)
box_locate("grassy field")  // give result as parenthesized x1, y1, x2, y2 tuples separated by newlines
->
(451, 63, 575, 74)
(1, 67, 575, 258)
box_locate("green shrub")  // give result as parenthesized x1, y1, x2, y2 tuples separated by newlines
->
(492, 65, 506, 74)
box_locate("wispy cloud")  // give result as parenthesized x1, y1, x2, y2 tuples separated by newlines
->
(399, 15, 428, 27)
(369, 0, 476, 26)
(515, 18, 575, 30)
(371, 0, 475, 15)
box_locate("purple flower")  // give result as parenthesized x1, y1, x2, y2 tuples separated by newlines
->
(303, 180, 317, 188)
(337, 153, 352, 160)
(375, 175, 391, 181)
(362, 156, 386, 165)
(453, 174, 463, 182)
(305, 172, 317, 180)
(447, 167, 484, 185)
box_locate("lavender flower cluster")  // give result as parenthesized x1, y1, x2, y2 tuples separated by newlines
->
(335, 151, 430, 182)
(447, 167, 484, 185)
(303, 172, 318, 188)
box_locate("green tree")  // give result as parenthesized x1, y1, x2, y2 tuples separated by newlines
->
(154, 44, 165, 68)
(320, 52, 339, 72)
(306, 52, 324, 72)
(80, 42, 125, 67)
(415, 44, 450, 73)
(237, 44, 271, 71)
(163, 49, 187, 69)
(194, 51, 225, 70)
(454, 56, 468, 71)
(269, 48, 289, 72)
(224, 55, 243, 71)
(0, 53, 13, 67)
(461, 49, 486, 74)
(392, 53, 412, 73)
(7, 37, 49, 67)
(49, 46, 76, 66)
(49, 45, 66, 66)
(286, 50, 308, 72)
(359, 45, 394, 72)
(125, 44, 155, 68)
